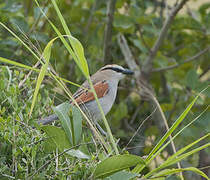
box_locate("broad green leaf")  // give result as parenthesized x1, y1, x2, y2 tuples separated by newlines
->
(66, 149, 90, 159)
(130, 38, 148, 53)
(151, 168, 209, 180)
(41, 125, 71, 152)
(68, 36, 89, 77)
(29, 37, 57, 116)
(94, 154, 145, 178)
(114, 14, 133, 30)
(53, 102, 73, 145)
(72, 106, 82, 144)
(42, 136, 57, 153)
(10, 16, 29, 32)
(2, 0, 22, 12)
(172, 17, 203, 31)
(104, 170, 138, 180)
(114, 14, 135, 33)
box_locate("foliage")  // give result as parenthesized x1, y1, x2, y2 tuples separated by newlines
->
(0, 0, 209, 179)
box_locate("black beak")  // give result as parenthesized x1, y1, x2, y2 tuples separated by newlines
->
(122, 68, 134, 75)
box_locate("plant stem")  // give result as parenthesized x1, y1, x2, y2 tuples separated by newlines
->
(87, 76, 119, 155)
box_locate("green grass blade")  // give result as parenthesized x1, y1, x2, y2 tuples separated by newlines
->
(35, 0, 89, 77)
(160, 143, 210, 169)
(36, 0, 117, 154)
(150, 167, 209, 180)
(0, 21, 89, 82)
(0, 57, 39, 72)
(132, 92, 201, 173)
(0, 56, 82, 89)
(29, 37, 57, 116)
(51, 0, 71, 36)
(145, 142, 210, 178)
(145, 106, 209, 167)
(0, 21, 79, 85)
(134, 105, 209, 174)
(51, 0, 89, 75)
(146, 95, 199, 160)
(165, 133, 210, 162)
(0, 22, 41, 62)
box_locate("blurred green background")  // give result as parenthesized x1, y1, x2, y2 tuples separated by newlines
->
(0, 0, 209, 179)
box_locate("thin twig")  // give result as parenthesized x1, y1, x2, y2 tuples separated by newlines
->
(130, 104, 142, 124)
(103, 0, 116, 62)
(125, 108, 157, 150)
(152, 46, 210, 72)
(18, 61, 40, 88)
(143, 0, 189, 75)
(0, 174, 15, 179)
(151, 94, 183, 179)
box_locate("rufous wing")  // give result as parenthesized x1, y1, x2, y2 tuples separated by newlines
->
(74, 81, 109, 105)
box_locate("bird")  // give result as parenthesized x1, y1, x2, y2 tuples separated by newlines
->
(38, 64, 134, 125)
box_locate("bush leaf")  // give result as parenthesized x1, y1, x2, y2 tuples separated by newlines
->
(41, 125, 71, 152)
(104, 170, 138, 180)
(53, 102, 73, 145)
(72, 106, 82, 144)
(66, 149, 90, 159)
(94, 154, 145, 178)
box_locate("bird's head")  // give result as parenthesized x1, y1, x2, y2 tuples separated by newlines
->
(99, 64, 134, 81)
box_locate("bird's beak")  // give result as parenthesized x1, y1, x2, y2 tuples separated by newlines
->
(122, 68, 134, 75)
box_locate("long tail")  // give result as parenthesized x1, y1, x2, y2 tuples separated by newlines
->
(37, 114, 58, 125)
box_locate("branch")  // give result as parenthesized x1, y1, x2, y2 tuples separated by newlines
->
(117, 34, 141, 78)
(143, 0, 189, 76)
(103, 0, 116, 62)
(152, 46, 210, 72)
(118, 34, 183, 177)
